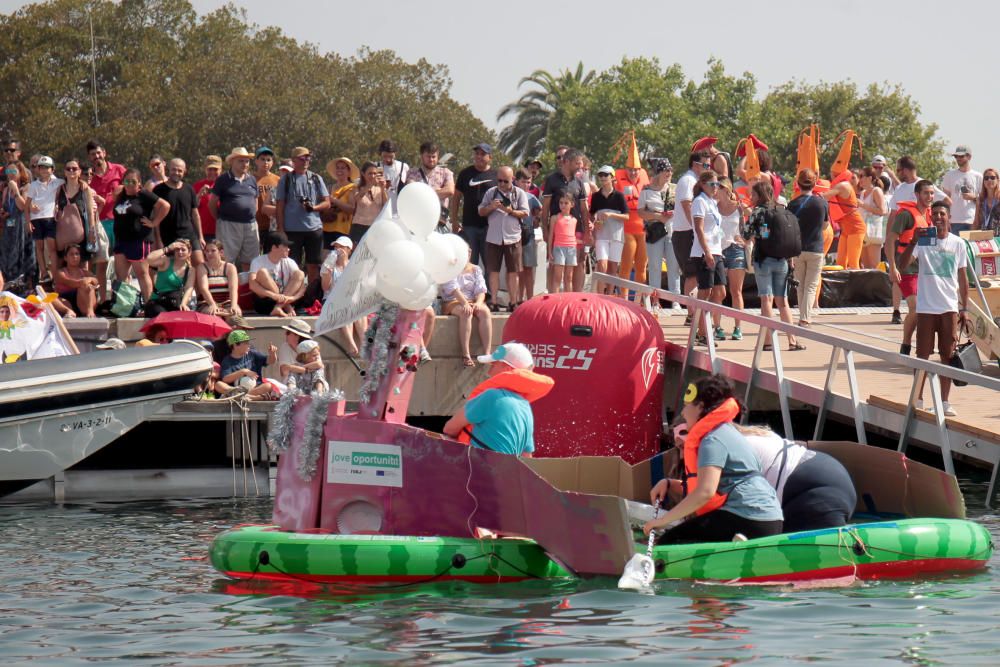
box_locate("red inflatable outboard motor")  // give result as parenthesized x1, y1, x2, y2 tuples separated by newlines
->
(502, 293, 664, 463)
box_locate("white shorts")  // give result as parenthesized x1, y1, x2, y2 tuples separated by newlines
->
(594, 239, 624, 263)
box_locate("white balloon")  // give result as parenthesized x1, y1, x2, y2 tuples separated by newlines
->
(397, 182, 440, 239)
(376, 240, 424, 286)
(438, 234, 470, 282)
(376, 270, 435, 310)
(400, 282, 439, 311)
(422, 233, 463, 283)
(365, 217, 407, 258)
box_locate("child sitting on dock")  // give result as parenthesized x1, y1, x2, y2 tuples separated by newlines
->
(219, 329, 280, 399)
(286, 339, 329, 395)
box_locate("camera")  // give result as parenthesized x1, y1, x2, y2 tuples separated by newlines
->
(495, 192, 511, 208)
(299, 196, 314, 212)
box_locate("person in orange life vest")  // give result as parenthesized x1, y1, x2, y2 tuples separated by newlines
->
(443, 342, 553, 456)
(643, 375, 783, 544)
(886, 179, 935, 356)
(821, 169, 866, 270)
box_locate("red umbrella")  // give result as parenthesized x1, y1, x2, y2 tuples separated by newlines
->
(140, 311, 232, 340)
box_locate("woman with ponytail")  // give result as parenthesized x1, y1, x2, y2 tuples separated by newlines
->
(643, 375, 783, 543)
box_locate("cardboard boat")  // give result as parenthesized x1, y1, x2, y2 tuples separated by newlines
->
(209, 403, 993, 593)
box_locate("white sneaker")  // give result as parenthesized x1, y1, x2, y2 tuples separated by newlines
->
(943, 402, 957, 417)
(419, 347, 432, 365)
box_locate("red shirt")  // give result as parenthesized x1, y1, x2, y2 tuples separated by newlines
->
(89, 162, 126, 220)
(194, 177, 217, 237)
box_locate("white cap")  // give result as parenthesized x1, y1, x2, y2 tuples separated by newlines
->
(331, 236, 353, 250)
(872, 154, 887, 166)
(296, 339, 319, 354)
(96, 337, 126, 350)
(476, 342, 533, 369)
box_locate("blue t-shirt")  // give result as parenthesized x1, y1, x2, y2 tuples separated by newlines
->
(276, 171, 329, 232)
(212, 171, 258, 224)
(465, 388, 534, 456)
(697, 422, 783, 521)
(220, 349, 268, 385)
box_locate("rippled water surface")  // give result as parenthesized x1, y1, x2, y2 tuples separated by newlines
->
(2, 482, 998, 665)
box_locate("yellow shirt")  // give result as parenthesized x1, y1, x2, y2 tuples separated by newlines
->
(328, 182, 356, 234)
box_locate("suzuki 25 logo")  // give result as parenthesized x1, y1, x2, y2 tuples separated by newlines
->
(525, 343, 596, 371)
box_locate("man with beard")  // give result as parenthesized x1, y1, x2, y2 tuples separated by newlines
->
(153, 158, 205, 266)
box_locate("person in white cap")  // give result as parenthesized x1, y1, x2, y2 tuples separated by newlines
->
(286, 338, 329, 395)
(276, 318, 314, 384)
(320, 235, 365, 358)
(940, 145, 981, 233)
(442, 341, 553, 456)
(870, 155, 898, 197)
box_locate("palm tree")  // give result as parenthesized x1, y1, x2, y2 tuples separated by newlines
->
(496, 63, 595, 163)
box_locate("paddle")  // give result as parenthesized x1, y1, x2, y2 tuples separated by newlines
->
(617, 508, 659, 591)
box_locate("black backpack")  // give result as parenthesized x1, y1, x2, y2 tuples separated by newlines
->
(757, 206, 801, 259)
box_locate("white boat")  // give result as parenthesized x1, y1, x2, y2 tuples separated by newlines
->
(0, 341, 212, 497)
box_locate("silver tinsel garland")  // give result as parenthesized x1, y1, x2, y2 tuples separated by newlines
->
(359, 301, 400, 405)
(266, 387, 300, 453)
(297, 390, 341, 481)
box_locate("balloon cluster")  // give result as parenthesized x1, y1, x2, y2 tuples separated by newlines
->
(364, 182, 469, 311)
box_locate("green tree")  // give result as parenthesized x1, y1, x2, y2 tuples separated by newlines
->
(758, 80, 948, 179)
(496, 63, 595, 164)
(0, 0, 492, 175)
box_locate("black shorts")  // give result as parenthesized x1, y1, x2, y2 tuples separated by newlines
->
(286, 229, 323, 266)
(695, 255, 726, 290)
(161, 226, 203, 252)
(253, 294, 278, 315)
(671, 229, 695, 278)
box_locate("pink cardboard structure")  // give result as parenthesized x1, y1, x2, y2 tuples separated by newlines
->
(358, 308, 424, 423)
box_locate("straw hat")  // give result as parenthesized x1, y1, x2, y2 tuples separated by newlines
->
(327, 157, 360, 181)
(225, 147, 253, 164)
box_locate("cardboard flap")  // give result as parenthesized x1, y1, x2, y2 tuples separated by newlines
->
(305, 414, 637, 575)
(808, 441, 965, 519)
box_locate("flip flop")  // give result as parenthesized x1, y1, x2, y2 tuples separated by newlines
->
(462, 356, 475, 367)
(789, 343, 807, 351)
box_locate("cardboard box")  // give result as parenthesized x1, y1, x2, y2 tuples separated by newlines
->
(524, 449, 679, 502)
(961, 230, 994, 242)
(808, 441, 965, 519)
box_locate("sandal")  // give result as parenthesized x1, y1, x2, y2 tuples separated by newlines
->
(789, 343, 807, 351)
(462, 356, 475, 367)
(762, 343, 773, 351)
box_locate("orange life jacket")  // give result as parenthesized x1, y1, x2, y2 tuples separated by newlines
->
(894, 200, 930, 247)
(458, 368, 555, 446)
(681, 397, 741, 516)
(827, 170, 864, 229)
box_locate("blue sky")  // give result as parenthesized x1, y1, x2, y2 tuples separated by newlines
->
(2, 0, 991, 171)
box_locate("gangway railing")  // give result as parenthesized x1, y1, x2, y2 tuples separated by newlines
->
(590, 273, 1000, 501)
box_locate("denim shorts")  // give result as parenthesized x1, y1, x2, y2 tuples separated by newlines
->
(551, 245, 577, 266)
(753, 257, 789, 297)
(722, 243, 747, 271)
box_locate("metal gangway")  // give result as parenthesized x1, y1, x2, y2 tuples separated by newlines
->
(592, 272, 1000, 507)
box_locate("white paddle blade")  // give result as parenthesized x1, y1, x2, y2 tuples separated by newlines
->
(617, 553, 655, 590)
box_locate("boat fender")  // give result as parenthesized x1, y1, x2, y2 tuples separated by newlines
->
(258, 550, 270, 566)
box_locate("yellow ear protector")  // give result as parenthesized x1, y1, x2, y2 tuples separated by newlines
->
(683, 383, 697, 404)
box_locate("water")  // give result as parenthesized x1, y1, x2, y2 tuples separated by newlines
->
(2, 483, 998, 665)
